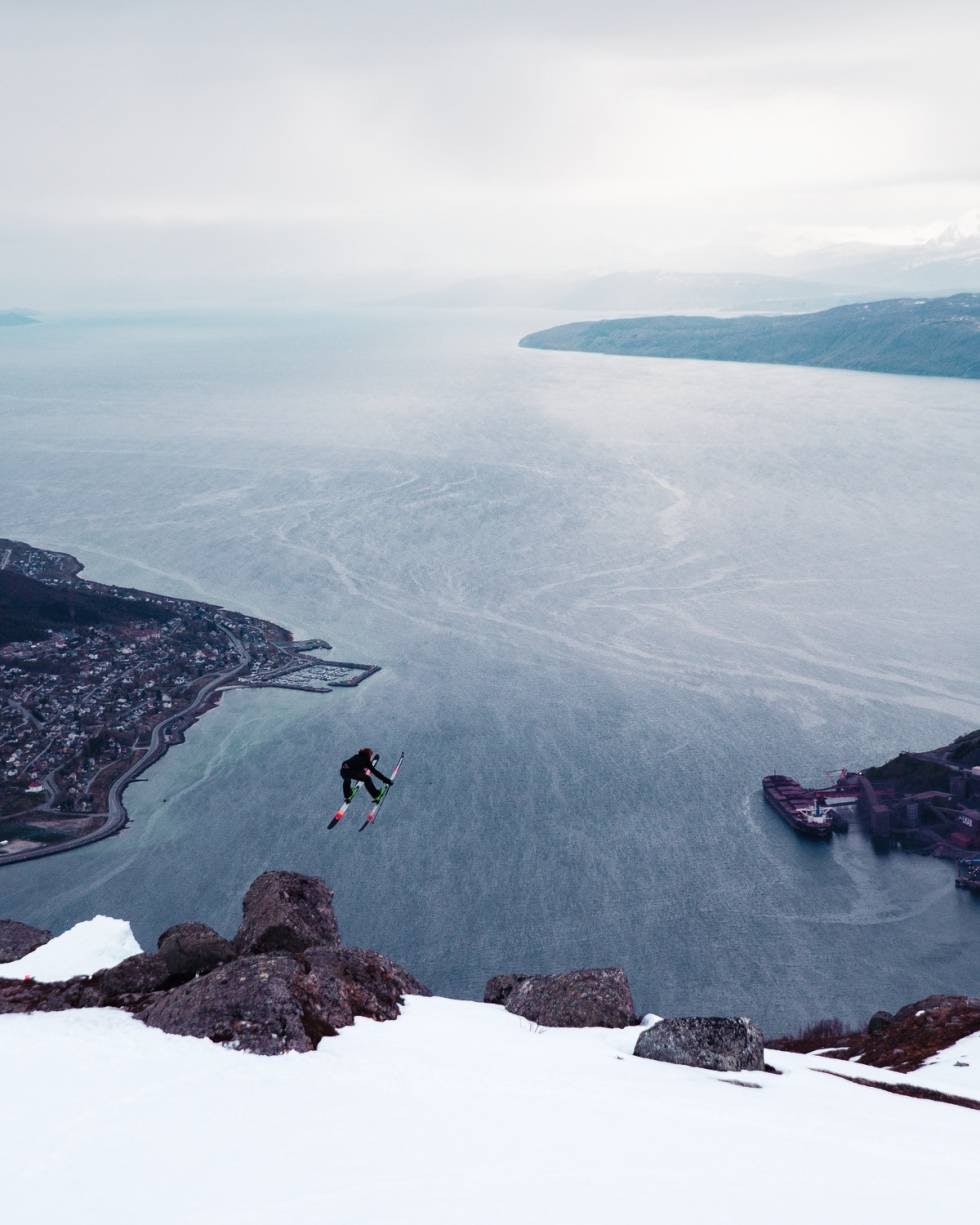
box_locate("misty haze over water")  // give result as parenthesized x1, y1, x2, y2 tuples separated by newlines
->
(1, 308, 979, 1032)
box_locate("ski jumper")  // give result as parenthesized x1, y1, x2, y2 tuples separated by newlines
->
(340, 747, 392, 802)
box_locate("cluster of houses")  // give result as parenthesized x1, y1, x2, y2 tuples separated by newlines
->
(1, 614, 239, 818)
(1, 539, 374, 852)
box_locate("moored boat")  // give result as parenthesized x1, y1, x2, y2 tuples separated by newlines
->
(762, 773, 858, 839)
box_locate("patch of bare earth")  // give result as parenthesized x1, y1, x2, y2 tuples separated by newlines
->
(769, 995, 980, 1073)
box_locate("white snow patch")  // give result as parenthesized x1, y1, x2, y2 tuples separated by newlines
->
(0, 916, 141, 981)
(1, 995, 979, 1225)
(906, 1030, 980, 1097)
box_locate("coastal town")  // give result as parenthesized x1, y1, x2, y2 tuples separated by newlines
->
(0, 538, 378, 864)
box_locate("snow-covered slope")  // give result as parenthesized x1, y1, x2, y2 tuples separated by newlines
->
(0, 915, 140, 981)
(1, 922, 977, 1225)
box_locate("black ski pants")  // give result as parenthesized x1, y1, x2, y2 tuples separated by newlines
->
(341, 769, 382, 802)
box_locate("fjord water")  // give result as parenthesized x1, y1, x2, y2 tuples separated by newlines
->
(1, 309, 978, 1032)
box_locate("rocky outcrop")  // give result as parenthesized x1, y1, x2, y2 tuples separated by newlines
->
(0, 919, 53, 963)
(234, 871, 341, 956)
(483, 974, 528, 1007)
(0, 975, 101, 1014)
(769, 995, 980, 1072)
(137, 945, 433, 1055)
(0, 872, 430, 1055)
(634, 1017, 765, 1073)
(89, 952, 174, 1000)
(485, 967, 635, 1028)
(157, 922, 236, 980)
(303, 946, 432, 1024)
(138, 955, 316, 1054)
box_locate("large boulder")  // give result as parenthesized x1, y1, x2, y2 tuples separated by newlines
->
(484, 974, 529, 1006)
(89, 952, 174, 1001)
(138, 955, 318, 1055)
(234, 871, 341, 956)
(302, 945, 431, 1027)
(157, 922, 236, 980)
(0, 919, 53, 964)
(488, 967, 635, 1028)
(634, 1017, 765, 1072)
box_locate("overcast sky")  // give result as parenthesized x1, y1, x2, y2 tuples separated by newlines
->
(3, 0, 979, 303)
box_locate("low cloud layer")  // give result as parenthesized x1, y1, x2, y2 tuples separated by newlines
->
(3, 1, 978, 304)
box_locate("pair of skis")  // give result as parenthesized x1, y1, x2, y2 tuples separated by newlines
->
(328, 752, 404, 832)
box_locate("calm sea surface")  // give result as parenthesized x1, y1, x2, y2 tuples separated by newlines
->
(1, 308, 978, 1032)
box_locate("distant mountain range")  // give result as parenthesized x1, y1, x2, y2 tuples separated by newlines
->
(519, 293, 980, 380)
(0, 312, 37, 327)
(393, 271, 880, 314)
(396, 210, 980, 314)
(780, 210, 980, 295)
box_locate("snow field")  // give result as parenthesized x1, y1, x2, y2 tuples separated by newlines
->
(2, 995, 979, 1225)
(0, 916, 141, 981)
(2, 920, 978, 1225)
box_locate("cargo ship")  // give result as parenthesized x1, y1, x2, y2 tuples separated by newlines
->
(762, 773, 860, 839)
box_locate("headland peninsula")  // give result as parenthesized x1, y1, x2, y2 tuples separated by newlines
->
(765, 729, 980, 892)
(520, 292, 980, 379)
(0, 539, 378, 865)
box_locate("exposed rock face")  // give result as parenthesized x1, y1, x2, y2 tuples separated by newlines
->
(137, 945, 432, 1054)
(769, 995, 980, 1073)
(0, 975, 101, 1014)
(0, 953, 172, 1014)
(483, 974, 529, 1006)
(303, 946, 432, 1027)
(139, 955, 315, 1055)
(845, 995, 980, 1073)
(487, 967, 635, 1028)
(157, 922, 236, 980)
(89, 952, 174, 1000)
(234, 871, 341, 956)
(1, 873, 431, 1055)
(634, 1017, 765, 1073)
(0, 919, 53, 963)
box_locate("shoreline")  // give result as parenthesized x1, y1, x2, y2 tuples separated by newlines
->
(0, 541, 378, 867)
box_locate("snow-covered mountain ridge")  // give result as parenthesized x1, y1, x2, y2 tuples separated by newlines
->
(3, 873, 978, 1225)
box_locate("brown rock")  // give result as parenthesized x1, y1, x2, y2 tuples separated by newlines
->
(0, 919, 53, 964)
(770, 995, 980, 1074)
(302, 945, 431, 1028)
(90, 952, 174, 1002)
(491, 967, 635, 1028)
(234, 871, 341, 956)
(157, 922, 236, 980)
(483, 974, 530, 1006)
(0, 975, 101, 1014)
(138, 955, 316, 1055)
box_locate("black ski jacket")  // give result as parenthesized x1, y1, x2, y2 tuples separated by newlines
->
(340, 749, 391, 786)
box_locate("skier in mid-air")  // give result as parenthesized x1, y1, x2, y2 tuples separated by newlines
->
(340, 747, 392, 804)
